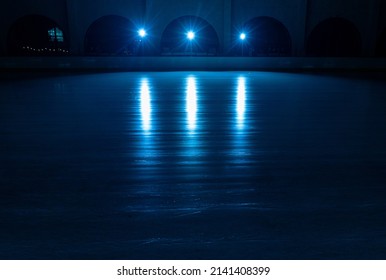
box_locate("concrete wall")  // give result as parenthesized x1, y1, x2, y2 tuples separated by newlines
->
(0, 0, 68, 55)
(232, 0, 307, 55)
(2, 57, 386, 71)
(378, 0, 386, 47)
(306, 0, 381, 56)
(147, 0, 225, 53)
(66, 0, 144, 54)
(0, 0, 383, 56)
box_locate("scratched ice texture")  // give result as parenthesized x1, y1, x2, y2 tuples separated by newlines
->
(0, 71, 386, 259)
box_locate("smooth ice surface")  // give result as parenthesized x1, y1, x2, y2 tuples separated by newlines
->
(1, 71, 386, 259)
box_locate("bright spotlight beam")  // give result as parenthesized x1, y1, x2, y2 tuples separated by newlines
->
(240, 33, 246, 40)
(187, 31, 195, 40)
(138, 29, 147, 38)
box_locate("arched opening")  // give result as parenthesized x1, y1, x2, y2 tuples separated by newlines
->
(7, 15, 68, 56)
(376, 28, 386, 57)
(307, 17, 362, 57)
(232, 16, 292, 56)
(160, 15, 220, 56)
(85, 15, 140, 56)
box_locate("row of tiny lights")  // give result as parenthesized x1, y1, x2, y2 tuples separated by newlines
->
(22, 46, 69, 53)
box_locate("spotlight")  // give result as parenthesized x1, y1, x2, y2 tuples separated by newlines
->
(138, 28, 147, 38)
(187, 31, 195, 40)
(240, 33, 246, 40)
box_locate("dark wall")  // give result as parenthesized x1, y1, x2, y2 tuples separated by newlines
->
(0, 0, 383, 56)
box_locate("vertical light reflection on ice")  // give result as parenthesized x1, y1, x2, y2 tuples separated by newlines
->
(237, 76, 246, 130)
(140, 78, 152, 133)
(186, 76, 197, 132)
(131, 76, 159, 204)
(230, 75, 250, 165)
(180, 75, 204, 181)
(134, 77, 158, 173)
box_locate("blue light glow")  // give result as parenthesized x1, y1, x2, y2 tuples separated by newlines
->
(187, 31, 195, 40)
(240, 33, 246, 40)
(138, 28, 147, 38)
(186, 76, 197, 132)
(140, 78, 152, 132)
(237, 76, 246, 129)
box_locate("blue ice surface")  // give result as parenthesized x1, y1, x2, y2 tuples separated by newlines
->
(0, 71, 386, 259)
